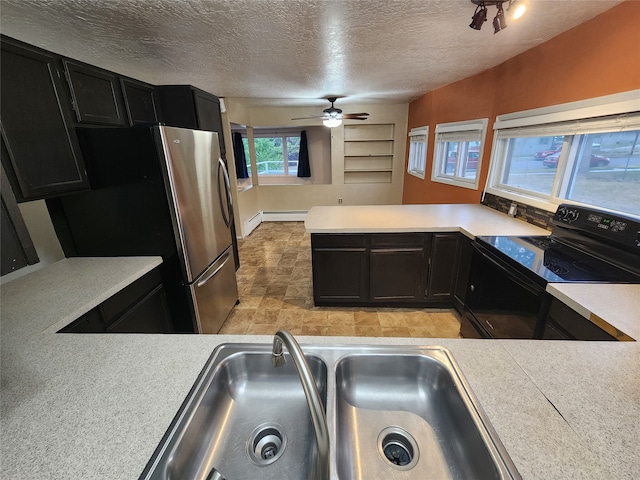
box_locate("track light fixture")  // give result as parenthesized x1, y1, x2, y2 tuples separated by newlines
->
(470, 0, 524, 33)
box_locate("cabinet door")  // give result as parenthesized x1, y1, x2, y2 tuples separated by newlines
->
(453, 234, 473, 312)
(193, 90, 226, 155)
(121, 78, 158, 126)
(64, 60, 128, 125)
(107, 284, 172, 333)
(1, 162, 39, 275)
(426, 233, 461, 301)
(312, 235, 368, 304)
(0, 38, 88, 200)
(370, 234, 427, 303)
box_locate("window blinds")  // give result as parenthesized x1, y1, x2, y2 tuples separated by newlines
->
(495, 113, 640, 139)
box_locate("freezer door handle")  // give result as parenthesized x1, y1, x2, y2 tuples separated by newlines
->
(217, 158, 233, 228)
(197, 251, 231, 287)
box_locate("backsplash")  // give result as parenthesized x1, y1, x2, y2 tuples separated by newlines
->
(482, 193, 554, 230)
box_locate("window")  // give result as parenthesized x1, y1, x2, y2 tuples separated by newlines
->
(253, 129, 301, 176)
(407, 126, 428, 179)
(241, 137, 252, 176)
(487, 112, 640, 217)
(431, 119, 488, 189)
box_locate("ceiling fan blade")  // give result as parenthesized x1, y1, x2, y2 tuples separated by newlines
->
(344, 113, 369, 117)
(342, 114, 369, 120)
(291, 115, 328, 120)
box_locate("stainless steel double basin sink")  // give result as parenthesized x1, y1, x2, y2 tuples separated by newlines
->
(141, 343, 521, 480)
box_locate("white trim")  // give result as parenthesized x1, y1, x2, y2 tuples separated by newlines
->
(494, 89, 640, 130)
(436, 119, 489, 133)
(261, 211, 307, 221)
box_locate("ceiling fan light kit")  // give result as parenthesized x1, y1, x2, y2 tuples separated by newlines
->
(291, 97, 369, 128)
(470, 0, 526, 32)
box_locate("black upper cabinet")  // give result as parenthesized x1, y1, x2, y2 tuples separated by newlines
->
(121, 78, 158, 126)
(64, 60, 128, 126)
(154, 85, 226, 155)
(0, 37, 89, 201)
(1, 162, 39, 276)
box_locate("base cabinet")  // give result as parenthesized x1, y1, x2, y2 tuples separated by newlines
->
(312, 232, 460, 306)
(59, 266, 172, 334)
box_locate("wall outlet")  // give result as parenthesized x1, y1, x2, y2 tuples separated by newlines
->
(508, 203, 517, 217)
(338, 198, 343, 205)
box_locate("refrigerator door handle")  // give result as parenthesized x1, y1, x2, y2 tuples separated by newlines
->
(197, 251, 231, 287)
(217, 158, 233, 228)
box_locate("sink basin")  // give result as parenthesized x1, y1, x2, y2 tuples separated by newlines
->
(141, 344, 519, 480)
(141, 345, 327, 480)
(335, 350, 519, 480)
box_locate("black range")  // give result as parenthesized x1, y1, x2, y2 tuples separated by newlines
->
(461, 204, 640, 340)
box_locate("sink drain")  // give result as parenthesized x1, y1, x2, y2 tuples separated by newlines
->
(378, 427, 419, 470)
(247, 423, 287, 466)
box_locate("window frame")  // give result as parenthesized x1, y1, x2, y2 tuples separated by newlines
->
(407, 126, 428, 179)
(485, 90, 640, 216)
(253, 128, 302, 177)
(431, 118, 488, 190)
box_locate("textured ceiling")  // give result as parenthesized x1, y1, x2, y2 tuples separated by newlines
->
(0, 0, 624, 107)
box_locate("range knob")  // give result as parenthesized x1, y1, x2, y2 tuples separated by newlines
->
(557, 206, 579, 223)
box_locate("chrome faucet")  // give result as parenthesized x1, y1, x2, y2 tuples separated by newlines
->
(272, 329, 330, 480)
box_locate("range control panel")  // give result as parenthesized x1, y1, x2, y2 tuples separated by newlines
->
(553, 204, 640, 249)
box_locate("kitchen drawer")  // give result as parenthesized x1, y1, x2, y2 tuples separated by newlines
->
(371, 233, 426, 248)
(311, 234, 366, 249)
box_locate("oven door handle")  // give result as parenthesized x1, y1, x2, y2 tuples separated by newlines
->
(471, 241, 544, 296)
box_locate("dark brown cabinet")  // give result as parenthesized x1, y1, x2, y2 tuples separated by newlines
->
(426, 233, 461, 302)
(1, 162, 39, 275)
(311, 232, 460, 307)
(121, 78, 158, 126)
(312, 235, 368, 304)
(370, 234, 427, 303)
(0, 37, 89, 201)
(59, 266, 172, 334)
(453, 235, 473, 313)
(542, 297, 616, 341)
(64, 60, 128, 126)
(154, 85, 226, 155)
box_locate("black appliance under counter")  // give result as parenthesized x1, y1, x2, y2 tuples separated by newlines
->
(461, 204, 640, 340)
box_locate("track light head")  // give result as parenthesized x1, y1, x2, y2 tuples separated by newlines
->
(493, 2, 507, 33)
(469, 4, 488, 30)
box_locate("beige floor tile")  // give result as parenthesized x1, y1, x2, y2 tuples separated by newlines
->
(377, 312, 409, 327)
(355, 325, 383, 337)
(236, 296, 263, 309)
(327, 311, 355, 326)
(380, 326, 412, 337)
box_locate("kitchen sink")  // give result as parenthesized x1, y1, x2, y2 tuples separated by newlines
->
(140, 343, 520, 480)
(335, 351, 518, 479)
(140, 346, 328, 480)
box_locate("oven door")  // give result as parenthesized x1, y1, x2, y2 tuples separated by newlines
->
(462, 242, 550, 339)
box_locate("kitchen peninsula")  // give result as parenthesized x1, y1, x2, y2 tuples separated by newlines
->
(1, 205, 639, 479)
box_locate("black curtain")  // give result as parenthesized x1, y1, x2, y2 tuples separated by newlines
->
(232, 132, 249, 179)
(297, 130, 311, 177)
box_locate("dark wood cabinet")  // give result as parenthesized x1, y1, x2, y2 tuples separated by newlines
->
(154, 85, 226, 155)
(64, 60, 128, 126)
(59, 266, 172, 334)
(426, 233, 461, 302)
(453, 234, 473, 313)
(370, 234, 427, 303)
(311, 232, 459, 307)
(0, 37, 89, 201)
(312, 235, 368, 304)
(542, 297, 616, 341)
(121, 78, 158, 126)
(1, 162, 39, 276)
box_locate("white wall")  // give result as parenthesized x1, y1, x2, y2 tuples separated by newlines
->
(224, 100, 409, 234)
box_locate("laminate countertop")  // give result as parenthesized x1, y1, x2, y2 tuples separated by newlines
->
(1, 255, 639, 479)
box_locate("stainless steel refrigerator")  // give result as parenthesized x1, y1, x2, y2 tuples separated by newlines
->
(159, 126, 238, 333)
(51, 125, 239, 333)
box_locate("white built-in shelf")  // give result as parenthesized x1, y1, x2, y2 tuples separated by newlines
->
(343, 124, 395, 184)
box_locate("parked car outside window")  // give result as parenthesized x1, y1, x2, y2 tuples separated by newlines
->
(543, 153, 610, 168)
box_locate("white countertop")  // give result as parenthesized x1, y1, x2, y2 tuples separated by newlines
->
(304, 204, 550, 237)
(1, 254, 639, 479)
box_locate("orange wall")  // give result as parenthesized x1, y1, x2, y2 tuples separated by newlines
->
(402, 1, 640, 205)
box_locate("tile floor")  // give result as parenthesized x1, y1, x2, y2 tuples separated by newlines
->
(219, 222, 462, 338)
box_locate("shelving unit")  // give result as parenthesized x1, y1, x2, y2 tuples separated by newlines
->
(343, 124, 394, 184)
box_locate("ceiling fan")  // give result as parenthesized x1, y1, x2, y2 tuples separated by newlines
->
(291, 97, 369, 127)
